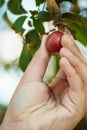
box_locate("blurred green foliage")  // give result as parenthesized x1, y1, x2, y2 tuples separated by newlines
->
(0, 104, 7, 124)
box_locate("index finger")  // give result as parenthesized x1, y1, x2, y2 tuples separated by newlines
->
(61, 34, 85, 62)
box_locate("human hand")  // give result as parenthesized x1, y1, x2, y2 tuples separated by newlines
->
(1, 35, 86, 130)
(60, 34, 87, 108)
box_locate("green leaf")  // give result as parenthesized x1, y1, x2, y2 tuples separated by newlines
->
(33, 19, 45, 35)
(7, 0, 26, 14)
(0, 0, 4, 7)
(66, 20, 87, 46)
(62, 13, 81, 25)
(35, 0, 45, 6)
(19, 29, 41, 71)
(19, 44, 32, 72)
(13, 16, 27, 34)
(26, 29, 41, 52)
(0, 104, 7, 124)
(78, 16, 87, 30)
(37, 11, 51, 22)
(62, 13, 87, 30)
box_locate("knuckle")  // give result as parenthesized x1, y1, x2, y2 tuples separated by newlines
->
(60, 47, 66, 56)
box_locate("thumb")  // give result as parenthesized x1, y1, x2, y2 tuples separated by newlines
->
(22, 35, 51, 82)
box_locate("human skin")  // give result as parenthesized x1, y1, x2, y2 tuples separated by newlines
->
(0, 34, 87, 130)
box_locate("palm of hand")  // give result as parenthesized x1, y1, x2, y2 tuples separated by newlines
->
(6, 69, 83, 130)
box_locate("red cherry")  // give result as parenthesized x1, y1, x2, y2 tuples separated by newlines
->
(46, 31, 64, 53)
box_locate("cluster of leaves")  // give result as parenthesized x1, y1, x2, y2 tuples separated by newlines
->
(0, 0, 87, 71)
(1, 0, 51, 71)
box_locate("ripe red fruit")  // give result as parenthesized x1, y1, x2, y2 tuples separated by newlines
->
(46, 31, 64, 53)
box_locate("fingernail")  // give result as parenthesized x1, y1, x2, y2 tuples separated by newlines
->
(60, 48, 73, 57)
